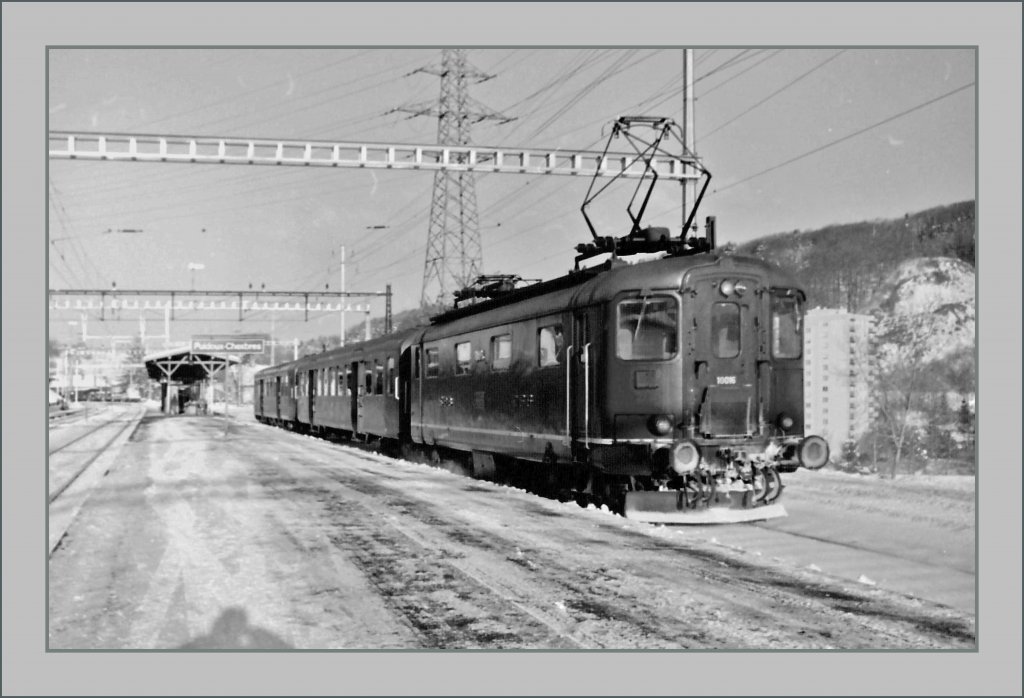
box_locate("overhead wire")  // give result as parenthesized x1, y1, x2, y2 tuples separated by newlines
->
(701, 50, 847, 140)
(714, 81, 975, 193)
(129, 49, 379, 132)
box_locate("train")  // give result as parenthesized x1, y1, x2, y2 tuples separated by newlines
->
(253, 248, 829, 523)
(253, 117, 829, 523)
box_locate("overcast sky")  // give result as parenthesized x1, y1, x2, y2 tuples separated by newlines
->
(47, 47, 976, 345)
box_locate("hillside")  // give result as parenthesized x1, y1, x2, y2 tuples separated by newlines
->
(734, 200, 975, 313)
(868, 256, 975, 367)
(736, 201, 976, 368)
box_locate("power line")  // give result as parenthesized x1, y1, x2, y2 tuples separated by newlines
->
(129, 49, 379, 132)
(702, 50, 847, 140)
(714, 81, 975, 193)
(698, 49, 784, 98)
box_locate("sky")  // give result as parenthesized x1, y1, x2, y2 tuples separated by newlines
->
(47, 47, 976, 347)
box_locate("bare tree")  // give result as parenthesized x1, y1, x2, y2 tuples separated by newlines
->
(873, 328, 934, 477)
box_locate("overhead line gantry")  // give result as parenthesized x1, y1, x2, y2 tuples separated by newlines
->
(48, 288, 391, 327)
(48, 131, 703, 182)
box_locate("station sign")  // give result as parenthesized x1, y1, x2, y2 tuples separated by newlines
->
(191, 334, 266, 354)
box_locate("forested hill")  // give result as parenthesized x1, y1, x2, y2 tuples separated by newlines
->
(733, 200, 975, 313)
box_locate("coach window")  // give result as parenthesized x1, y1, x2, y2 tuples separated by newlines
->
(538, 325, 564, 367)
(711, 302, 741, 359)
(425, 347, 440, 378)
(616, 295, 678, 360)
(771, 292, 802, 359)
(386, 357, 396, 395)
(362, 362, 371, 395)
(455, 342, 472, 375)
(374, 360, 384, 394)
(491, 334, 512, 370)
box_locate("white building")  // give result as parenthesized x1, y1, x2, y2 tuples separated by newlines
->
(803, 308, 875, 456)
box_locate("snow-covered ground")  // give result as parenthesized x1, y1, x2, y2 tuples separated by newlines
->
(48, 410, 975, 650)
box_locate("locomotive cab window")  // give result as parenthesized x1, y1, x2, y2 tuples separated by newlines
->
(771, 292, 803, 359)
(616, 295, 678, 361)
(538, 325, 564, 367)
(711, 302, 741, 358)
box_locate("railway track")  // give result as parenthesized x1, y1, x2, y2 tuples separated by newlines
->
(46, 413, 975, 651)
(48, 406, 146, 555)
(245, 421, 975, 623)
(49, 412, 124, 456)
(49, 416, 139, 503)
(256, 423, 974, 646)
(751, 520, 976, 576)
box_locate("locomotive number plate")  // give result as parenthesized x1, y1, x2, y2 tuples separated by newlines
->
(716, 376, 737, 385)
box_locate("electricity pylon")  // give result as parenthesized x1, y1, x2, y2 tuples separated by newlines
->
(396, 49, 513, 306)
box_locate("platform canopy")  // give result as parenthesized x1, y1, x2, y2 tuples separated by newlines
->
(144, 346, 239, 384)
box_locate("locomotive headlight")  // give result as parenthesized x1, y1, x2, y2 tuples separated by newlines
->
(648, 414, 673, 436)
(719, 280, 735, 297)
(733, 281, 748, 296)
(798, 435, 830, 470)
(670, 439, 701, 474)
(777, 413, 794, 430)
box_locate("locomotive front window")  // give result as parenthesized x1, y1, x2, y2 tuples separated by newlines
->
(711, 302, 741, 358)
(771, 293, 802, 359)
(616, 295, 678, 361)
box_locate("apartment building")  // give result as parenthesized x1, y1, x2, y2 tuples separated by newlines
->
(803, 308, 875, 456)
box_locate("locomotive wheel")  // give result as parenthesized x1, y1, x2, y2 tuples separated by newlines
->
(761, 467, 783, 503)
(680, 474, 708, 509)
(752, 468, 770, 502)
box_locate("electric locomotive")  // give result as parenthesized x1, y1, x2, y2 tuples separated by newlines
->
(254, 116, 829, 523)
(401, 243, 828, 523)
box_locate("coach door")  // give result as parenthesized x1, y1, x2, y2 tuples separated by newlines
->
(569, 310, 595, 459)
(399, 346, 413, 442)
(691, 274, 761, 438)
(307, 368, 317, 425)
(274, 376, 282, 420)
(349, 361, 360, 435)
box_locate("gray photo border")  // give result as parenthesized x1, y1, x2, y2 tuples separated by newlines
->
(4, 2, 1021, 696)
